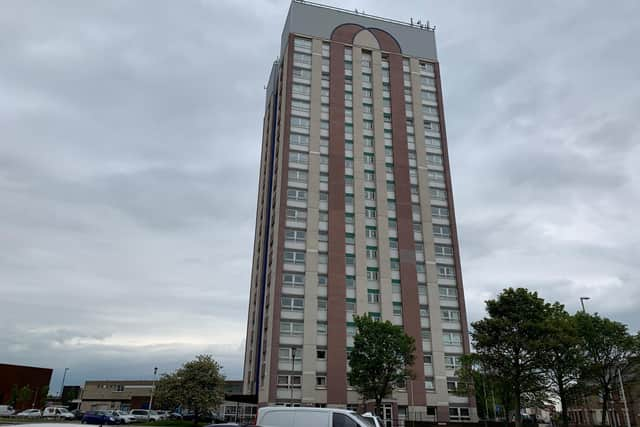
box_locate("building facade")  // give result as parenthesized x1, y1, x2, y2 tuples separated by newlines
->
(0, 363, 53, 410)
(79, 380, 153, 411)
(243, 1, 475, 423)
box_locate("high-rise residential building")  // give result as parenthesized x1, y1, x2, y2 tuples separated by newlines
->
(243, 1, 476, 423)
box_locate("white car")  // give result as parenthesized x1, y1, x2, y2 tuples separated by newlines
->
(129, 409, 161, 422)
(361, 412, 384, 427)
(257, 407, 371, 427)
(16, 409, 42, 418)
(0, 405, 15, 416)
(107, 410, 137, 424)
(42, 407, 75, 420)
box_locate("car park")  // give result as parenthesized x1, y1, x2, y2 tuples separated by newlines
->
(0, 405, 15, 416)
(16, 409, 42, 418)
(82, 411, 118, 425)
(257, 407, 371, 427)
(43, 406, 75, 420)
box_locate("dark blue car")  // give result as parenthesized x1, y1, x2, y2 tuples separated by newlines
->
(81, 411, 118, 425)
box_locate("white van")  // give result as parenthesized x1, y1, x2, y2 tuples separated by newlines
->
(0, 405, 15, 416)
(43, 407, 75, 420)
(257, 407, 371, 427)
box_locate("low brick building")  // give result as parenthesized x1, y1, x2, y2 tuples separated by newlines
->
(0, 363, 53, 410)
(79, 380, 154, 411)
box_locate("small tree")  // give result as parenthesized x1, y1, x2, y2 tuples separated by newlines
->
(347, 315, 416, 415)
(471, 288, 551, 427)
(16, 385, 33, 409)
(575, 312, 640, 426)
(541, 306, 583, 427)
(154, 355, 225, 425)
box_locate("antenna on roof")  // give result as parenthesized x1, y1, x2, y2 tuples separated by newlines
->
(355, 8, 358, 13)
(410, 17, 413, 25)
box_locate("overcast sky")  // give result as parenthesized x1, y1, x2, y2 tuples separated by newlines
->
(1, 0, 639, 393)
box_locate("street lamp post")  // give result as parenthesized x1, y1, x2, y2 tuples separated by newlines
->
(290, 348, 297, 405)
(618, 368, 631, 427)
(148, 367, 158, 410)
(580, 297, 590, 312)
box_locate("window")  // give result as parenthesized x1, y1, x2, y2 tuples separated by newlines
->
(362, 89, 372, 98)
(365, 171, 375, 182)
(365, 208, 376, 218)
(364, 153, 375, 164)
(366, 270, 379, 281)
(319, 191, 328, 201)
(447, 381, 459, 392)
(319, 211, 328, 222)
(386, 182, 395, 192)
(427, 154, 443, 166)
(366, 248, 377, 259)
(318, 231, 328, 242)
(389, 239, 398, 250)
(345, 300, 356, 312)
(345, 158, 353, 168)
(318, 275, 328, 286)
(322, 42, 330, 57)
(345, 194, 354, 205)
(366, 228, 377, 239)
(293, 52, 312, 66)
(418, 284, 427, 296)
(363, 104, 373, 114)
(420, 62, 435, 73)
(345, 254, 355, 266)
(294, 37, 312, 52)
(425, 380, 435, 390)
(317, 349, 327, 360)
(333, 413, 358, 427)
(284, 250, 305, 265)
(277, 374, 302, 387)
(282, 296, 304, 312)
(423, 354, 433, 364)
(283, 273, 305, 287)
(439, 286, 457, 301)
(317, 322, 327, 335)
(444, 354, 461, 371)
(292, 68, 311, 81)
(393, 303, 402, 316)
(363, 120, 374, 130)
(421, 90, 437, 102)
(416, 264, 425, 273)
(428, 170, 444, 182)
(291, 117, 310, 129)
(281, 321, 304, 336)
(449, 408, 471, 422)
(316, 376, 327, 387)
(443, 331, 463, 345)
(422, 76, 435, 87)
(367, 290, 380, 303)
(287, 208, 307, 221)
(279, 347, 302, 362)
(290, 133, 309, 147)
(318, 253, 328, 266)
(431, 206, 449, 218)
(290, 151, 308, 164)
(438, 264, 456, 278)
(435, 245, 454, 257)
(390, 260, 400, 271)
(346, 324, 356, 336)
(346, 276, 355, 288)
(317, 298, 328, 311)
(365, 190, 376, 201)
(442, 309, 461, 322)
(345, 233, 355, 244)
(285, 229, 306, 241)
(421, 329, 431, 341)
(420, 306, 429, 318)
(287, 189, 307, 201)
(433, 225, 451, 237)
(292, 83, 311, 95)
(430, 188, 447, 200)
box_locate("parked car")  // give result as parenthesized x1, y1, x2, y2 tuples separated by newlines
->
(16, 409, 42, 418)
(257, 407, 371, 427)
(43, 406, 75, 420)
(0, 405, 15, 416)
(72, 409, 86, 420)
(129, 409, 161, 422)
(82, 411, 119, 425)
(103, 410, 136, 424)
(361, 412, 384, 427)
(155, 410, 171, 420)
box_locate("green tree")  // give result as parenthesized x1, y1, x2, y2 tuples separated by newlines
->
(471, 288, 551, 427)
(9, 384, 19, 407)
(37, 385, 49, 408)
(347, 314, 416, 415)
(540, 306, 583, 427)
(575, 312, 640, 426)
(16, 385, 33, 408)
(154, 355, 225, 425)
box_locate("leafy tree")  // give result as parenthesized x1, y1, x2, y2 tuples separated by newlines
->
(16, 385, 33, 408)
(540, 305, 583, 427)
(154, 355, 225, 424)
(37, 386, 49, 408)
(575, 312, 640, 426)
(347, 314, 416, 415)
(9, 384, 19, 407)
(471, 288, 551, 427)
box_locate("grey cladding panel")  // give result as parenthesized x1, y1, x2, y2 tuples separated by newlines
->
(281, 1, 437, 60)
